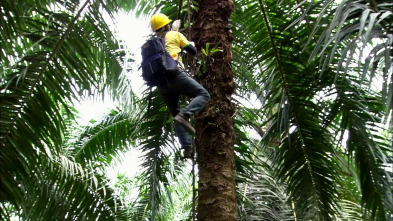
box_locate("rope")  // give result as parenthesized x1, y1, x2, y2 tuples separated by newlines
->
(192, 147, 196, 221)
(187, 0, 191, 39)
(185, 0, 196, 77)
(186, 1, 197, 220)
(177, 1, 196, 219)
(177, 0, 183, 19)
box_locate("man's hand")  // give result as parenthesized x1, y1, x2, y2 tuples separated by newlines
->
(172, 20, 181, 31)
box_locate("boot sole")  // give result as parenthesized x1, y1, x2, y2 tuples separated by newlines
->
(174, 115, 196, 135)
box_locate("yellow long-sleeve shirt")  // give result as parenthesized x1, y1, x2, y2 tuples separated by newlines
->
(159, 31, 190, 68)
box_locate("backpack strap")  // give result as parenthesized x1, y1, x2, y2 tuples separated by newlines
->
(147, 86, 152, 117)
(159, 31, 180, 64)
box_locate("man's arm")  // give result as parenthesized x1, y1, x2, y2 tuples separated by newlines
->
(177, 32, 197, 56)
(183, 43, 197, 56)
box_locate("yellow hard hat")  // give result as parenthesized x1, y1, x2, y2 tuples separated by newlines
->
(150, 13, 172, 31)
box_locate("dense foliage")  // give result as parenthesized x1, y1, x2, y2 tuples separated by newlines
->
(1, 0, 392, 220)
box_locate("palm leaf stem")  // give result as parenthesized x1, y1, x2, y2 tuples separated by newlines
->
(258, 0, 287, 90)
(291, 201, 298, 221)
(258, 0, 295, 120)
(2, 0, 91, 147)
(295, 0, 317, 44)
(241, 143, 259, 202)
(258, 0, 320, 205)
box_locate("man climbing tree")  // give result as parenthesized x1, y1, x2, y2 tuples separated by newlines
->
(191, 0, 238, 220)
(144, 13, 210, 158)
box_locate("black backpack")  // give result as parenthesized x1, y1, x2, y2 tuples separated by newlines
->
(141, 35, 178, 86)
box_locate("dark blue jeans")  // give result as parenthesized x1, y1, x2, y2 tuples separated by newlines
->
(157, 69, 210, 148)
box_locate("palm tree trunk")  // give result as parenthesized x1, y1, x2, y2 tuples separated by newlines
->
(192, 0, 237, 220)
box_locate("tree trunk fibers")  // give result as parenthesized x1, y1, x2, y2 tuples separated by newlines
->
(192, 0, 237, 220)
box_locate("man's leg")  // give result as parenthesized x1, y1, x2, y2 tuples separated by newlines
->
(162, 70, 210, 157)
(167, 71, 210, 135)
(168, 72, 210, 116)
(157, 86, 193, 149)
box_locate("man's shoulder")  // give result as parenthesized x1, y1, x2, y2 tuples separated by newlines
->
(166, 31, 185, 38)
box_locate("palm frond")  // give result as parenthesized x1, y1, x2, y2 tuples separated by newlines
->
(305, 0, 393, 123)
(231, 0, 392, 219)
(126, 88, 191, 220)
(233, 0, 340, 219)
(1, 0, 127, 219)
(235, 108, 294, 221)
(71, 109, 142, 165)
(337, 76, 393, 219)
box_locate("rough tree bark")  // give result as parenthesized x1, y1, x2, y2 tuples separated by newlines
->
(192, 0, 237, 220)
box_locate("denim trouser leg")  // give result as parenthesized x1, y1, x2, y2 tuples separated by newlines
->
(157, 70, 210, 148)
(174, 73, 210, 117)
(158, 91, 193, 147)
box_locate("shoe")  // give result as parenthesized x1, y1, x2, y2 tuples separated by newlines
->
(174, 113, 196, 135)
(183, 146, 194, 159)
